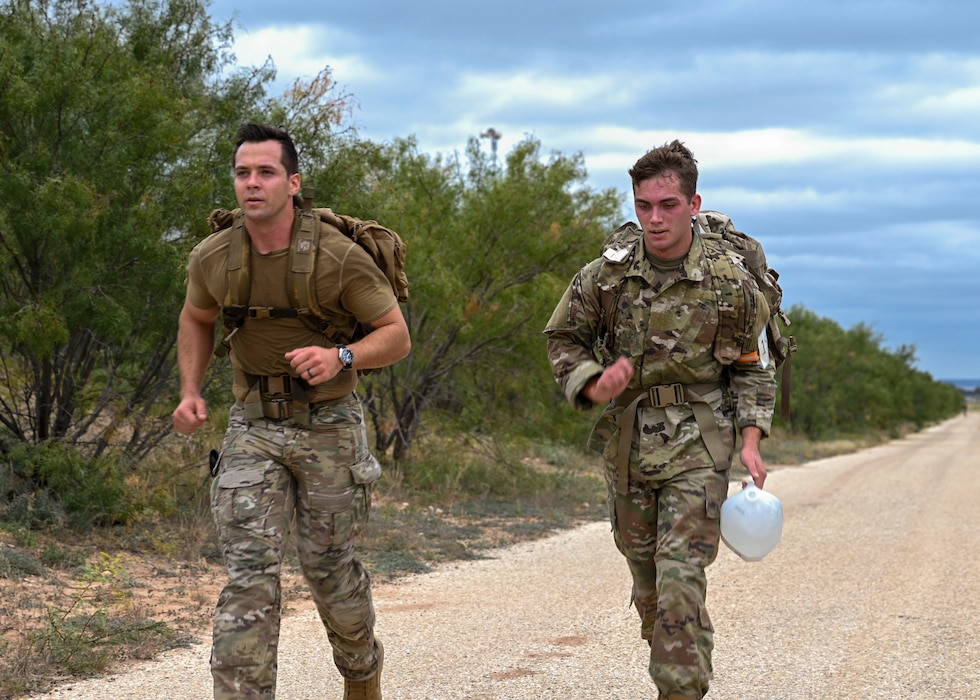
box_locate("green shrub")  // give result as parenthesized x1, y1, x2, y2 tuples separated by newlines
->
(1, 441, 132, 529)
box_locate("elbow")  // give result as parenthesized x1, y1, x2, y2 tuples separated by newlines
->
(383, 322, 411, 364)
(398, 332, 412, 362)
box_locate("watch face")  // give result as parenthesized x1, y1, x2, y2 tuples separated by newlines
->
(339, 347, 354, 369)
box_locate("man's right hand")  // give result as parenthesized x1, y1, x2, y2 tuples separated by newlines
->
(583, 356, 634, 404)
(172, 396, 208, 436)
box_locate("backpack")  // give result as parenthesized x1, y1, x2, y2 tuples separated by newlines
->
(597, 210, 796, 418)
(206, 187, 408, 359)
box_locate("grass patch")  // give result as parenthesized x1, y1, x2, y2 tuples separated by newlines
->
(0, 548, 180, 698)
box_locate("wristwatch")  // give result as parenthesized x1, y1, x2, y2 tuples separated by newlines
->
(338, 345, 355, 372)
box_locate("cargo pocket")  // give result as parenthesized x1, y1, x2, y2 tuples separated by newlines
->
(588, 408, 618, 454)
(705, 466, 729, 518)
(703, 473, 728, 565)
(350, 453, 381, 485)
(313, 403, 382, 485)
(210, 464, 267, 542)
(705, 482, 723, 522)
(318, 485, 368, 545)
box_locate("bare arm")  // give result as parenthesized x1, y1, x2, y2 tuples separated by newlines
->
(739, 425, 767, 489)
(172, 301, 220, 435)
(286, 304, 411, 383)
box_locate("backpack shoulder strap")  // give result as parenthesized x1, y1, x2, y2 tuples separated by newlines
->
(596, 222, 643, 340)
(203, 209, 250, 357)
(286, 205, 320, 320)
(225, 212, 250, 308)
(205, 206, 250, 308)
(699, 234, 756, 365)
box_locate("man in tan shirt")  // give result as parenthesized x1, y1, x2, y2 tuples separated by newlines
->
(173, 123, 410, 700)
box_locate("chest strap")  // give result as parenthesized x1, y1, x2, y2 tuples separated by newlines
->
(611, 381, 727, 494)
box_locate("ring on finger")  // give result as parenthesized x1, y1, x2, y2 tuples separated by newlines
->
(307, 368, 314, 379)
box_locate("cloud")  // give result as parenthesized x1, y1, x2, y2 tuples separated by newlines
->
(455, 71, 627, 112)
(230, 24, 381, 86)
(202, 0, 980, 379)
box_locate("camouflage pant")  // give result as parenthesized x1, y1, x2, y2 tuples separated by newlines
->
(606, 464, 728, 699)
(209, 394, 382, 699)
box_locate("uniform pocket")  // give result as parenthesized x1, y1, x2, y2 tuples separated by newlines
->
(704, 473, 728, 522)
(215, 464, 265, 489)
(350, 453, 381, 485)
(210, 463, 271, 537)
(329, 486, 368, 543)
(590, 407, 619, 446)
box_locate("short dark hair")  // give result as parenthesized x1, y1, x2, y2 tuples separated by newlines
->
(233, 123, 300, 175)
(628, 140, 698, 201)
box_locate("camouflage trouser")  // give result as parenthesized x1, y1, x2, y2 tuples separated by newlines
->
(209, 393, 382, 699)
(606, 464, 729, 700)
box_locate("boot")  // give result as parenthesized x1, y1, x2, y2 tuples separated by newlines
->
(343, 641, 383, 700)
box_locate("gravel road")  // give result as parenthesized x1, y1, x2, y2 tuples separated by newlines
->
(32, 413, 980, 699)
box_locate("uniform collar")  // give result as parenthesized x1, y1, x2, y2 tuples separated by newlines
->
(625, 229, 709, 287)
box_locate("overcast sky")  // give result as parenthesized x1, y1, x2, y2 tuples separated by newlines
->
(206, 0, 980, 382)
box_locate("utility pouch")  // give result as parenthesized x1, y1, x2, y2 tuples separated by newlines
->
(241, 374, 314, 424)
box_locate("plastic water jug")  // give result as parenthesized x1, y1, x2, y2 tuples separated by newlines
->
(720, 484, 783, 561)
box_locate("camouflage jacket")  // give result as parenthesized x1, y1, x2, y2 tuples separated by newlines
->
(544, 231, 776, 476)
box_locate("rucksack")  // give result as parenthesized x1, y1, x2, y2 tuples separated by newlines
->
(597, 210, 796, 418)
(206, 187, 408, 358)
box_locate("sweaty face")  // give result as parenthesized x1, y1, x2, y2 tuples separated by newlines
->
(633, 173, 701, 260)
(233, 140, 301, 224)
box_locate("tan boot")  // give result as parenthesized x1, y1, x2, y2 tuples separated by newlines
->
(343, 641, 383, 700)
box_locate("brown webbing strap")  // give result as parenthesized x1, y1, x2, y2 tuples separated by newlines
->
(612, 381, 727, 494)
(227, 216, 250, 307)
(212, 216, 251, 358)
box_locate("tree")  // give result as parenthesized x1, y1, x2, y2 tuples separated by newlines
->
(784, 304, 963, 438)
(0, 0, 274, 463)
(309, 135, 623, 461)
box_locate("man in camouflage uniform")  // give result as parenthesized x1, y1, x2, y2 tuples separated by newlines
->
(544, 140, 775, 699)
(173, 123, 411, 700)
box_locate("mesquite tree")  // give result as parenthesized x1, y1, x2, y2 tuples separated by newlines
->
(310, 136, 624, 462)
(0, 0, 273, 461)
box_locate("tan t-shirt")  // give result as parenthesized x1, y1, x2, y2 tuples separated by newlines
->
(185, 213, 397, 401)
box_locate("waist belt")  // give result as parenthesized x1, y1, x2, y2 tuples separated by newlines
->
(611, 381, 727, 494)
(241, 374, 338, 426)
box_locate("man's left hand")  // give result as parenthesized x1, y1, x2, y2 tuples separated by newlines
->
(739, 425, 768, 489)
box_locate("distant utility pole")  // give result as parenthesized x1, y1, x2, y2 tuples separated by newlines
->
(480, 127, 502, 164)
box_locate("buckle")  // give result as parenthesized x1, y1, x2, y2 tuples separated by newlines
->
(248, 306, 275, 320)
(259, 375, 292, 395)
(249, 375, 297, 421)
(649, 383, 685, 407)
(262, 398, 293, 421)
